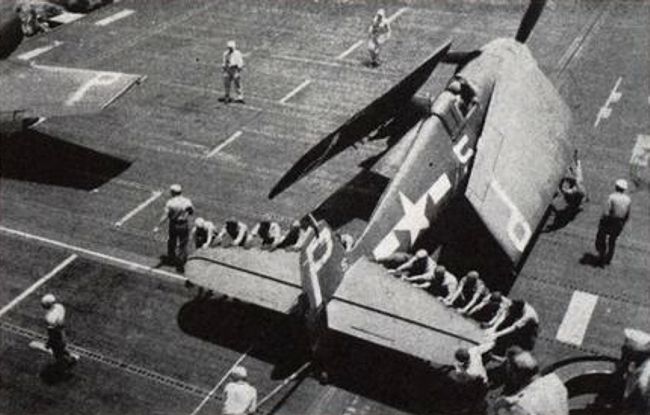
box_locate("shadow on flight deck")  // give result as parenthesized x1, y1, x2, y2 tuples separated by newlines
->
(0, 129, 131, 190)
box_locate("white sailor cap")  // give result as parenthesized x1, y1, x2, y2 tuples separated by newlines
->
(227, 40, 236, 49)
(41, 293, 56, 307)
(231, 366, 247, 380)
(615, 179, 628, 191)
(170, 184, 182, 194)
(376, 8, 385, 18)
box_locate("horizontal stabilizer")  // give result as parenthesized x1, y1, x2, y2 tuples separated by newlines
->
(0, 61, 144, 118)
(327, 257, 488, 364)
(269, 40, 452, 199)
(186, 247, 303, 314)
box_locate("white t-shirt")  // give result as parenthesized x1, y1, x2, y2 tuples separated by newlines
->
(222, 381, 257, 415)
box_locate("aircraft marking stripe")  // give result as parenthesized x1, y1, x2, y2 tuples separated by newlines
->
(428, 173, 451, 203)
(17, 41, 62, 61)
(0, 226, 185, 282)
(205, 130, 243, 158)
(556, 291, 598, 346)
(0, 254, 77, 319)
(95, 9, 135, 26)
(115, 190, 163, 228)
(372, 233, 401, 260)
(279, 80, 312, 104)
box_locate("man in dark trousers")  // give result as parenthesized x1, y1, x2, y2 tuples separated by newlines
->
(154, 184, 194, 271)
(595, 179, 631, 265)
(41, 294, 76, 374)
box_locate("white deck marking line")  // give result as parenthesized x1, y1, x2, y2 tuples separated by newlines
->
(95, 9, 135, 26)
(189, 348, 251, 415)
(279, 79, 312, 104)
(17, 41, 62, 61)
(594, 77, 623, 128)
(257, 362, 312, 408)
(0, 226, 185, 282)
(336, 7, 409, 60)
(115, 190, 163, 228)
(336, 40, 364, 60)
(0, 254, 77, 319)
(556, 291, 599, 346)
(205, 130, 243, 158)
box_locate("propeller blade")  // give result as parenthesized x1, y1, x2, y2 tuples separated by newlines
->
(440, 50, 481, 66)
(515, 0, 547, 43)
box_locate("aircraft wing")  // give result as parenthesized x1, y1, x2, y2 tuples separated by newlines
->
(0, 60, 143, 118)
(327, 257, 489, 365)
(186, 246, 303, 314)
(465, 49, 572, 264)
(269, 40, 452, 198)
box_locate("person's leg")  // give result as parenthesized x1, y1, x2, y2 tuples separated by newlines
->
(233, 73, 243, 101)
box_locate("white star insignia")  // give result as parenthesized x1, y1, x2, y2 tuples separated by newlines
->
(394, 192, 430, 246)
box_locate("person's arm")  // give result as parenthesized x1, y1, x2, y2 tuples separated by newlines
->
(483, 300, 511, 329)
(460, 285, 485, 314)
(413, 281, 431, 290)
(465, 295, 490, 316)
(247, 388, 257, 414)
(443, 279, 463, 306)
(153, 205, 169, 232)
(493, 306, 537, 338)
(204, 223, 216, 248)
(402, 270, 434, 283)
(232, 223, 248, 246)
(214, 226, 227, 245)
(442, 275, 458, 302)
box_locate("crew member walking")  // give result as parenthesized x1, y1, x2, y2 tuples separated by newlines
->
(220, 40, 245, 103)
(41, 294, 76, 373)
(154, 184, 194, 271)
(595, 179, 631, 265)
(367, 9, 391, 67)
(222, 366, 257, 415)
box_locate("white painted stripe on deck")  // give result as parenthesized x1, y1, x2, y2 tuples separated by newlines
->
(0, 226, 185, 282)
(279, 79, 311, 104)
(189, 349, 251, 415)
(594, 77, 622, 128)
(17, 41, 62, 60)
(336, 7, 408, 60)
(337, 40, 364, 60)
(95, 9, 135, 26)
(0, 254, 77, 319)
(205, 130, 243, 158)
(556, 291, 599, 346)
(115, 190, 163, 227)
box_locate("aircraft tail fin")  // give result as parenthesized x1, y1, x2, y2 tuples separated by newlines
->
(299, 220, 347, 318)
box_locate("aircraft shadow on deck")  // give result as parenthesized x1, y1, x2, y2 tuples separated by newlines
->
(177, 295, 486, 414)
(0, 129, 131, 190)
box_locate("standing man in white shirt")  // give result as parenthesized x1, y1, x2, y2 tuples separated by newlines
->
(154, 184, 194, 271)
(220, 40, 245, 104)
(367, 9, 391, 67)
(222, 366, 257, 415)
(595, 179, 632, 265)
(41, 294, 77, 374)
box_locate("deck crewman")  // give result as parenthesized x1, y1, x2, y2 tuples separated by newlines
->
(191, 217, 217, 249)
(595, 179, 632, 266)
(41, 294, 77, 374)
(367, 8, 391, 67)
(220, 40, 245, 103)
(154, 184, 194, 272)
(222, 366, 257, 415)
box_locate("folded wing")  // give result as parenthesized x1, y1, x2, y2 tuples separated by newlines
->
(465, 49, 571, 264)
(0, 61, 144, 118)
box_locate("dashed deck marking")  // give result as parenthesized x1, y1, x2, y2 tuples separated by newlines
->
(17, 41, 62, 61)
(594, 77, 623, 128)
(115, 191, 163, 228)
(336, 7, 409, 60)
(0, 226, 185, 282)
(189, 349, 251, 415)
(279, 79, 311, 104)
(556, 291, 599, 346)
(205, 130, 243, 158)
(0, 254, 77, 319)
(95, 9, 135, 26)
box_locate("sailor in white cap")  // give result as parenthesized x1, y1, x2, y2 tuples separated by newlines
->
(154, 184, 194, 271)
(367, 8, 391, 67)
(220, 40, 245, 103)
(222, 365, 257, 415)
(595, 178, 632, 265)
(41, 294, 76, 372)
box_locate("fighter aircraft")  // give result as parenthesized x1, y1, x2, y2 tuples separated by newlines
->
(0, 0, 143, 134)
(186, 0, 572, 366)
